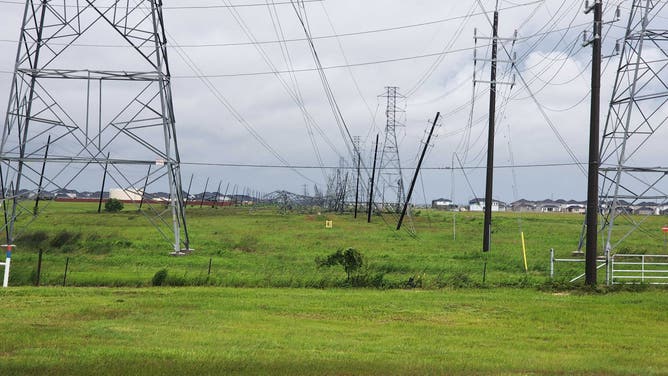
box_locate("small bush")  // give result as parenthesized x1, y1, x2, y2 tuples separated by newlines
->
(20, 231, 49, 249)
(447, 272, 474, 288)
(50, 230, 81, 249)
(105, 198, 124, 212)
(152, 268, 168, 286)
(316, 247, 364, 281)
(404, 273, 424, 289)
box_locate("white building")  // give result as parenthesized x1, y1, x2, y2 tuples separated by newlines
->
(468, 198, 505, 212)
(110, 188, 143, 201)
(431, 198, 454, 210)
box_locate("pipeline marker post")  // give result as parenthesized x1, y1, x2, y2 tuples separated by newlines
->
(662, 226, 668, 252)
(1, 244, 15, 288)
(521, 232, 528, 272)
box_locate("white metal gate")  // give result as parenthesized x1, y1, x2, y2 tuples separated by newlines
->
(611, 254, 668, 285)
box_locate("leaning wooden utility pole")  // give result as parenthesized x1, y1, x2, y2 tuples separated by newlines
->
(584, 0, 603, 286)
(397, 112, 440, 230)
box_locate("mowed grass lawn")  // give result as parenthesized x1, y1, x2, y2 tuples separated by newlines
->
(0, 287, 666, 375)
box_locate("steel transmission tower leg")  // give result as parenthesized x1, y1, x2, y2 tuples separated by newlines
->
(1, 1, 190, 253)
(599, 0, 668, 283)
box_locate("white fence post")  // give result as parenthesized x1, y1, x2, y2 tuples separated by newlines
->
(1, 244, 13, 288)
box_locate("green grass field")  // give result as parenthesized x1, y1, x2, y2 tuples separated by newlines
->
(1, 202, 667, 375)
(6, 201, 668, 288)
(1, 287, 667, 375)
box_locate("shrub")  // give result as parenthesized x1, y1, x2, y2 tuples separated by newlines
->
(50, 230, 81, 249)
(447, 272, 473, 288)
(152, 268, 168, 286)
(316, 247, 364, 281)
(105, 198, 124, 212)
(20, 231, 49, 249)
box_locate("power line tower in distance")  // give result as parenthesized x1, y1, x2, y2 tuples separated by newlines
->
(378, 86, 406, 213)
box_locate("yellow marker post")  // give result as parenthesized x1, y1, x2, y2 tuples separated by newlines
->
(521, 231, 528, 272)
(325, 220, 333, 229)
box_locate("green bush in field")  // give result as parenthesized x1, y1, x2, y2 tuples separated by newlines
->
(152, 268, 168, 286)
(50, 230, 81, 249)
(105, 198, 124, 212)
(316, 247, 364, 282)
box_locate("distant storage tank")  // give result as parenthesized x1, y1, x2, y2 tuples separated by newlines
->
(109, 188, 143, 202)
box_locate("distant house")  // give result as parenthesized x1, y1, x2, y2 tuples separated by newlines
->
(565, 205, 586, 214)
(540, 204, 560, 213)
(510, 199, 536, 212)
(54, 188, 78, 199)
(469, 198, 505, 212)
(431, 198, 455, 210)
(634, 206, 656, 216)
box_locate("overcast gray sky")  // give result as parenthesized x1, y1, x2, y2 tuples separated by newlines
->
(0, 0, 664, 204)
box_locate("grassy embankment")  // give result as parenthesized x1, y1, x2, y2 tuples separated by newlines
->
(6, 201, 668, 287)
(0, 287, 666, 375)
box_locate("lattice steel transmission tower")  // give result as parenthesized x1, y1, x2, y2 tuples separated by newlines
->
(1, 0, 190, 254)
(378, 86, 406, 212)
(599, 0, 668, 270)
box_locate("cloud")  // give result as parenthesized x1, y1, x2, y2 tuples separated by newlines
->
(0, 0, 663, 204)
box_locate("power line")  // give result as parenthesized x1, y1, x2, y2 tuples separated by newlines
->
(179, 160, 585, 170)
(0, 1, 553, 49)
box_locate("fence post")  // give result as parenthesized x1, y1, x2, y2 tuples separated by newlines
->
(550, 248, 554, 279)
(208, 258, 212, 276)
(1, 245, 12, 288)
(63, 257, 69, 287)
(35, 249, 43, 287)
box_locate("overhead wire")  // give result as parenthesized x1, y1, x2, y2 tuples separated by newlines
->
(216, 0, 345, 163)
(264, 0, 327, 180)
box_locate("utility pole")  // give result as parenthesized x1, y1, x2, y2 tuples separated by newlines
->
(353, 136, 361, 219)
(368, 134, 379, 223)
(138, 165, 152, 211)
(482, 6, 499, 253)
(213, 180, 222, 207)
(474, 2, 516, 252)
(33, 135, 51, 215)
(397, 113, 440, 230)
(97, 153, 110, 213)
(354, 152, 361, 219)
(584, 0, 603, 286)
(199, 177, 209, 208)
